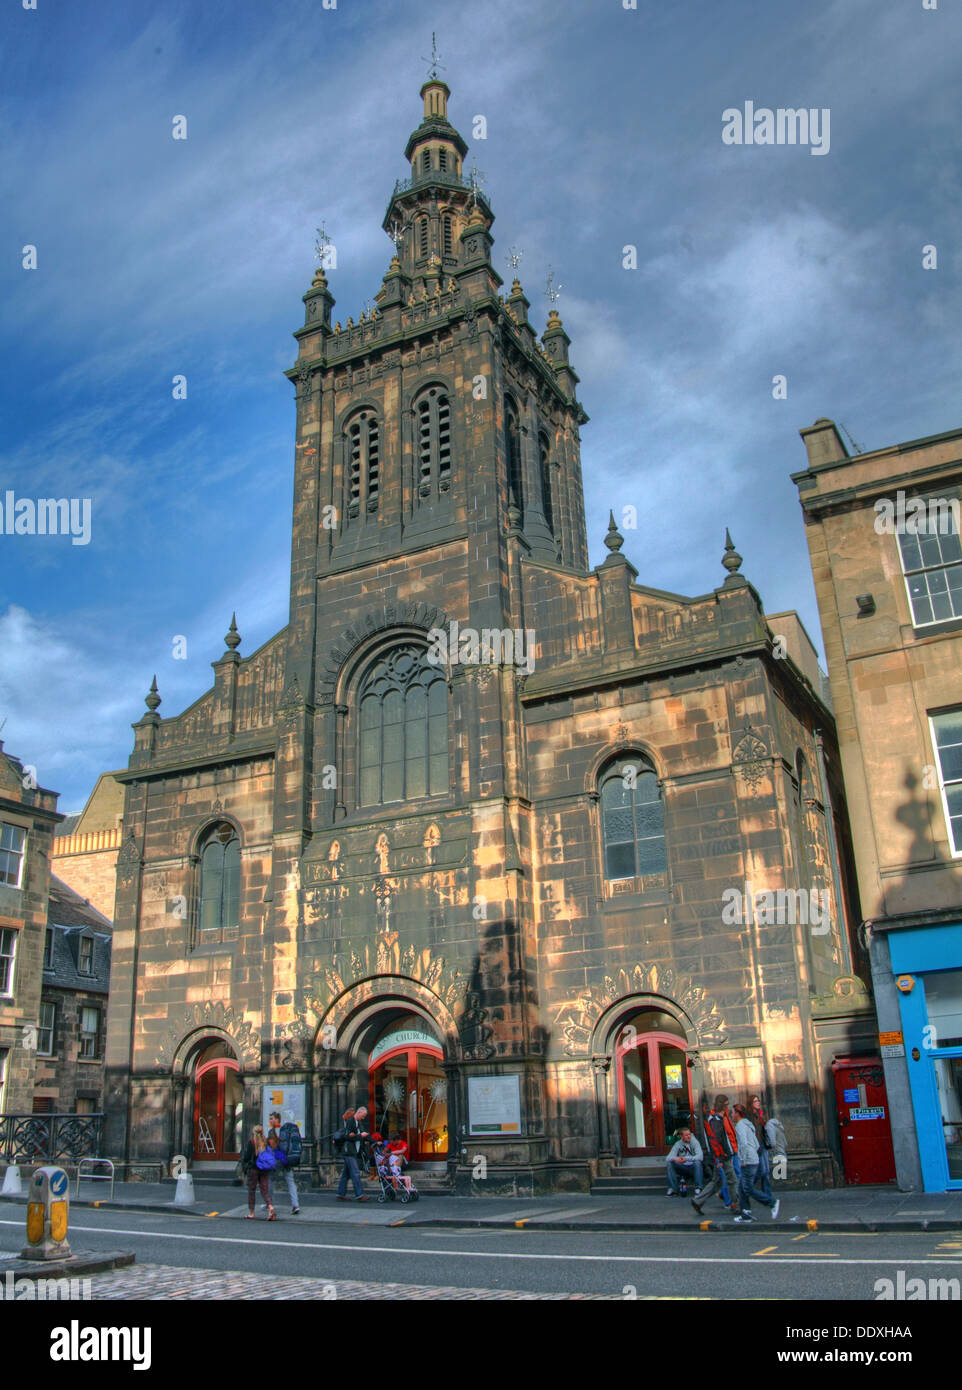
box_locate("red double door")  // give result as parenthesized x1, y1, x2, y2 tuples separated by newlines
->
(617, 1032, 695, 1156)
(193, 1056, 243, 1160)
(369, 1044, 449, 1161)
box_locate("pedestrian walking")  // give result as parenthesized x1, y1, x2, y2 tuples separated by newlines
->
(267, 1110, 301, 1214)
(242, 1124, 276, 1221)
(333, 1106, 370, 1203)
(732, 1102, 780, 1222)
(691, 1094, 740, 1217)
(748, 1094, 773, 1198)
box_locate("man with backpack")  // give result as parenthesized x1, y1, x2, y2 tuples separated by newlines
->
(267, 1110, 302, 1214)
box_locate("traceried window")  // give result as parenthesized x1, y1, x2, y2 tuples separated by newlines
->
(896, 494, 962, 626)
(506, 398, 523, 523)
(415, 387, 452, 500)
(345, 411, 380, 518)
(359, 646, 449, 807)
(539, 432, 554, 534)
(198, 822, 241, 942)
(931, 709, 962, 856)
(599, 758, 667, 887)
(0, 822, 26, 887)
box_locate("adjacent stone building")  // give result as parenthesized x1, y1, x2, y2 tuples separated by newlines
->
(104, 79, 874, 1192)
(793, 418, 962, 1192)
(51, 772, 125, 921)
(0, 741, 63, 1115)
(32, 877, 112, 1117)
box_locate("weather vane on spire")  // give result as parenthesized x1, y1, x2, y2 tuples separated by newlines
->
(505, 246, 524, 273)
(314, 221, 333, 269)
(389, 219, 406, 256)
(422, 32, 445, 81)
(468, 163, 486, 209)
(544, 265, 563, 305)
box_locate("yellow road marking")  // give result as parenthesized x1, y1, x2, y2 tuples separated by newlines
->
(792, 1233, 808, 1242)
(205, 1211, 219, 1218)
(753, 1246, 778, 1255)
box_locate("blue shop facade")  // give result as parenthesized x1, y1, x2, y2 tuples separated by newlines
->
(887, 923, 962, 1192)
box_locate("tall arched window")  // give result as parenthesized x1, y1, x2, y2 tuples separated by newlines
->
(506, 398, 523, 523)
(438, 148, 448, 172)
(442, 213, 453, 257)
(359, 645, 449, 806)
(417, 216, 429, 260)
(415, 387, 452, 499)
(421, 149, 431, 174)
(198, 822, 240, 941)
(345, 410, 380, 518)
(539, 432, 554, 534)
(599, 758, 667, 885)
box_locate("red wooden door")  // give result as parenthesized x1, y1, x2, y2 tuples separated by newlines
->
(832, 1056, 896, 1184)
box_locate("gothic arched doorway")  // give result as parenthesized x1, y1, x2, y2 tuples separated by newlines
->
(192, 1039, 243, 1161)
(367, 1014, 449, 1160)
(615, 1010, 694, 1156)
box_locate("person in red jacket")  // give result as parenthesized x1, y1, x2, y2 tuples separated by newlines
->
(691, 1094, 740, 1217)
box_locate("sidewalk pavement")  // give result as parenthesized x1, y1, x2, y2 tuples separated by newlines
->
(3, 1180, 962, 1232)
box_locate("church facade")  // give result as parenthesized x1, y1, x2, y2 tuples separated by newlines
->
(104, 80, 874, 1192)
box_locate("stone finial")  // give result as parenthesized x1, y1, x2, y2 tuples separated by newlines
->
(225, 613, 241, 651)
(722, 529, 744, 581)
(510, 278, 523, 295)
(311, 268, 328, 290)
(547, 308, 562, 326)
(145, 675, 161, 713)
(604, 510, 624, 555)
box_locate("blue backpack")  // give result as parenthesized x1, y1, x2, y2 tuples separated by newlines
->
(255, 1148, 278, 1171)
(280, 1122, 302, 1168)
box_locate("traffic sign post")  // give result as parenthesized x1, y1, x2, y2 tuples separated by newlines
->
(21, 1165, 71, 1261)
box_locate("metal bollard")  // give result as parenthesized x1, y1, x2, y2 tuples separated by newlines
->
(21, 1165, 71, 1261)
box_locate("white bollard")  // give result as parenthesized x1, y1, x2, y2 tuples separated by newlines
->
(2, 1164, 22, 1195)
(173, 1171, 195, 1205)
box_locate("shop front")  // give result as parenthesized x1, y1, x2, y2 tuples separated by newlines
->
(888, 923, 962, 1192)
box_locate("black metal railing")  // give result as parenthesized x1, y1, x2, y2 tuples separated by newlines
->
(0, 1113, 104, 1163)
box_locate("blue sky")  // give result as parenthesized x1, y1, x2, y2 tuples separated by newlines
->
(1, 0, 960, 811)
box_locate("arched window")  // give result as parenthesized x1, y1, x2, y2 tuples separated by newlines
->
(359, 645, 448, 806)
(506, 398, 523, 523)
(415, 387, 452, 499)
(417, 216, 429, 260)
(442, 213, 453, 257)
(345, 410, 380, 518)
(198, 822, 240, 941)
(539, 432, 554, 534)
(599, 758, 667, 884)
(438, 147, 448, 172)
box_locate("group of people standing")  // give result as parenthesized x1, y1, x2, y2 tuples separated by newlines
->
(665, 1093, 786, 1223)
(241, 1110, 302, 1219)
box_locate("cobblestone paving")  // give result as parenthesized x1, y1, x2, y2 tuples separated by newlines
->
(88, 1261, 635, 1300)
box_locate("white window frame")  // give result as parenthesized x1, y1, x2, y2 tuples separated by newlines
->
(37, 1000, 56, 1056)
(0, 1048, 7, 1111)
(895, 492, 962, 629)
(79, 1005, 100, 1059)
(0, 821, 26, 889)
(78, 934, 94, 975)
(0, 928, 18, 997)
(930, 710, 962, 859)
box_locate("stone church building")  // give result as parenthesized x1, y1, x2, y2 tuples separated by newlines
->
(104, 79, 875, 1192)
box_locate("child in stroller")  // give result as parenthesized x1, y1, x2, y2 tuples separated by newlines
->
(373, 1132, 418, 1203)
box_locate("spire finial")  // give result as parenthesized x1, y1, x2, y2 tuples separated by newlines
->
(604, 510, 624, 554)
(225, 613, 241, 651)
(314, 222, 333, 272)
(145, 675, 161, 713)
(722, 529, 744, 581)
(505, 246, 524, 274)
(422, 32, 445, 81)
(544, 265, 563, 306)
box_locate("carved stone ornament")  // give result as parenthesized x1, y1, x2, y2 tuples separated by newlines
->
(732, 726, 770, 793)
(553, 962, 727, 1057)
(154, 999, 261, 1071)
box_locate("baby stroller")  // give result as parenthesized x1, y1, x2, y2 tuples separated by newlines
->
(373, 1138, 419, 1204)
